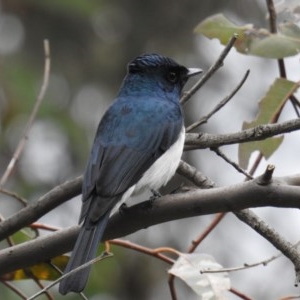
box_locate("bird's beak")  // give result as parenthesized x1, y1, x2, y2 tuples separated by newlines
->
(187, 68, 203, 77)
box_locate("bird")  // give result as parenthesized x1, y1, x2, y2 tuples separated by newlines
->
(59, 53, 202, 294)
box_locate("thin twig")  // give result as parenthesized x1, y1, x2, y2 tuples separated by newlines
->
(47, 263, 88, 300)
(211, 147, 253, 180)
(1, 281, 27, 299)
(266, 0, 288, 81)
(290, 101, 300, 117)
(266, 0, 277, 33)
(0, 39, 51, 187)
(168, 276, 178, 300)
(188, 213, 225, 253)
(248, 152, 263, 177)
(0, 188, 27, 206)
(186, 69, 250, 132)
(30, 223, 59, 232)
(234, 209, 300, 286)
(201, 252, 279, 274)
(230, 288, 253, 300)
(27, 252, 113, 300)
(108, 239, 178, 279)
(180, 34, 238, 105)
(109, 239, 176, 265)
(279, 295, 300, 300)
(31, 277, 53, 300)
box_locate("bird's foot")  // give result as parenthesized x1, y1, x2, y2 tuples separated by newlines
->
(149, 189, 161, 204)
(119, 203, 128, 215)
(151, 189, 161, 199)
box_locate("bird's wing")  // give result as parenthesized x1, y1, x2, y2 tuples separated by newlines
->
(79, 97, 183, 223)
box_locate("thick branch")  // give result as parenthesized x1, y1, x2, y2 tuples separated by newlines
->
(1, 176, 300, 275)
(0, 177, 82, 241)
(0, 161, 214, 241)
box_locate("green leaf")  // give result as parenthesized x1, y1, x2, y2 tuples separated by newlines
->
(194, 14, 250, 44)
(194, 14, 300, 58)
(239, 136, 284, 170)
(238, 78, 299, 169)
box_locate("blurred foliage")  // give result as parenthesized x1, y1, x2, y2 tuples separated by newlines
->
(195, 13, 300, 58)
(2, 256, 68, 281)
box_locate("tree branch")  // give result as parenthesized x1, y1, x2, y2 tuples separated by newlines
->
(185, 117, 300, 150)
(1, 175, 300, 276)
(0, 160, 215, 242)
(177, 160, 215, 189)
(210, 147, 253, 179)
(235, 209, 300, 285)
(0, 176, 82, 241)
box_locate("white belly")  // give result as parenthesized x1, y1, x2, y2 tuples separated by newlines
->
(135, 126, 185, 191)
(112, 126, 185, 214)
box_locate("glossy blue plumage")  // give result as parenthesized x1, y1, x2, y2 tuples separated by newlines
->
(59, 53, 202, 294)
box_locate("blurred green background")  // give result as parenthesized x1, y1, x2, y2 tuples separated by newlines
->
(2, 1, 298, 299)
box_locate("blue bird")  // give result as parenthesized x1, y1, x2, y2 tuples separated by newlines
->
(59, 53, 202, 294)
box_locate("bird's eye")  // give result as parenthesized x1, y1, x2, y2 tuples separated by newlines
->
(167, 71, 178, 83)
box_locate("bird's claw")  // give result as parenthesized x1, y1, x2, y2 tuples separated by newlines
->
(119, 203, 128, 215)
(149, 189, 161, 203)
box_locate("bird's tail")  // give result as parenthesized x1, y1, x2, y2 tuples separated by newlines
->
(59, 211, 110, 294)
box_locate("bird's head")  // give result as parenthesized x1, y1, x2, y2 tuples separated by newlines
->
(119, 53, 202, 99)
(129, 53, 202, 90)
